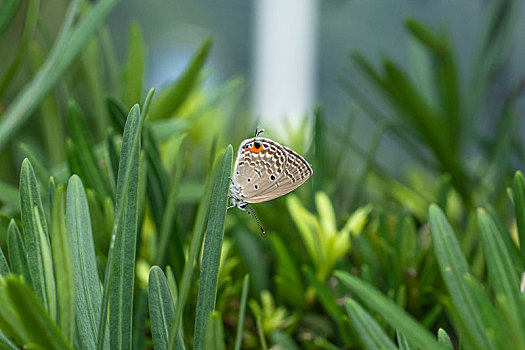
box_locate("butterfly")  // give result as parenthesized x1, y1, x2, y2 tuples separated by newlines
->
(228, 127, 313, 233)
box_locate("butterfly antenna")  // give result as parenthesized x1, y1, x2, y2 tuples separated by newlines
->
(254, 125, 264, 138)
(246, 205, 265, 234)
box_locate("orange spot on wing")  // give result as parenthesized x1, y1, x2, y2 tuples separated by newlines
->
(249, 145, 264, 153)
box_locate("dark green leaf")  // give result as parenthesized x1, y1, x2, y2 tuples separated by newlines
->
(149, 266, 176, 350)
(7, 220, 31, 285)
(234, 275, 250, 350)
(0, 0, 22, 38)
(0, 246, 8, 276)
(512, 172, 525, 265)
(132, 288, 147, 350)
(123, 22, 144, 109)
(345, 299, 396, 350)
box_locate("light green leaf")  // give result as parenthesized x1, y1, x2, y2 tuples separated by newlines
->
(123, 22, 144, 108)
(50, 183, 75, 343)
(512, 172, 525, 264)
(0, 275, 71, 349)
(66, 175, 108, 350)
(19, 159, 56, 320)
(204, 311, 225, 350)
(437, 328, 453, 349)
(0, 246, 8, 276)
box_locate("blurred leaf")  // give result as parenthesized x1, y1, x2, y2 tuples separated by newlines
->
(335, 271, 444, 350)
(270, 331, 300, 350)
(98, 104, 142, 350)
(106, 96, 127, 133)
(0, 0, 22, 38)
(18, 143, 51, 189)
(396, 330, 413, 350)
(0, 245, 8, 276)
(204, 311, 225, 350)
(234, 274, 250, 350)
(193, 145, 233, 350)
(0, 181, 19, 209)
(149, 38, 212, 120)
(68, 101, 113, 202)
(0, 275, 71, 349)
(0, 0, 39, 98)
(303, 266, 343, 320)
(234, 230, 269, 295)
(7, 220, 31, 285)
(0, 0, 121, 154)
(270, 234, 304, 308)
(437, 328, 453, 349)
(66, 175, 109, 350)
(511, 171, 525, 265)
(428, 204, 493, 350)
(123, 22, 144, 109)
(19, 159, 56, 320)
(0, 330, 18, 350)
(49, 183, 75, 343)
(345, 299, 396, 350)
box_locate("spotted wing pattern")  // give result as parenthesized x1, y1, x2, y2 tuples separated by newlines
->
(232, 137, 313, 204)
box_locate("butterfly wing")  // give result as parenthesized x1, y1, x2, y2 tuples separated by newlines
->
(232, 137, 312, 204)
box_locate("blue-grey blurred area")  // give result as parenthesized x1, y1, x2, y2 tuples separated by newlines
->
(106, 0, 525, 172)
(108, 0, 525, 115)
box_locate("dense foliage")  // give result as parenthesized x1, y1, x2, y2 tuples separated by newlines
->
(0, 1, 524, 349)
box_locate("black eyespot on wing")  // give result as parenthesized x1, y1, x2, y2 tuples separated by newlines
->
(254, 184, 258, 189)
(247, 178, 251, 182)
(270, 174, 276, 181)
(254, 141, 261, 149)
(236, 171, 240, 175)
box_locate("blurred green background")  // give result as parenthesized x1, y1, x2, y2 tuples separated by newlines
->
(1, 0, 525, 349)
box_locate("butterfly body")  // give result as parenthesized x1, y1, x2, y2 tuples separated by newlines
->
(229, 134, 313, 212)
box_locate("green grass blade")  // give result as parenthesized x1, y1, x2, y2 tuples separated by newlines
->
(192, 145, 233, 350)
(0, 276, 71, 349)
(204, 311, 225, 350)
(149, 38, 212, 120)
(132, 288, 147, 350)
(428, 204, 493, 350)
(345, 299, 396, 350)
(0, 246, 8, 276)
(0, 0, 120, 154)
(66, 175, 108, 350)
(234, 275, 250, 350)
(49, 183, 75, 343)
(19, 159, 56, 320)
(167, 150, 223, 350)
(512, 171, 525, 264)
(7, 220, 32, 285)
(335, 271, 444, 350)
(97, 104, 143, 350)
(149, 266, 177, 350)
(68, 101, 112, 202)
(0, 0, 22, 38)
(123, 22, 144, 108)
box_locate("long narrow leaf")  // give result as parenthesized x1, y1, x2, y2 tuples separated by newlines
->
(132, 289, 147, 350)
(149, 266, 177, 350)
(19, 159, 56, 320)
(7, 220, 32, 284)
(335, 271, 444, 350)
(0, 0, 22, 37)
(0, 0, 121, 154)
(192, 145, 233, 350)
(66, 175, 108, 350)
(167, 150, 223, 349)
(512, 171, 525, 264)
(345, 299, 396, 350)
(204, 311, 225, 350)
(98, 104, 143, 350)
(50, 183, 75, 343)
(234, 275, 250, 350)
(0, 247, 8, 276)
(428, 204, 493, 350)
